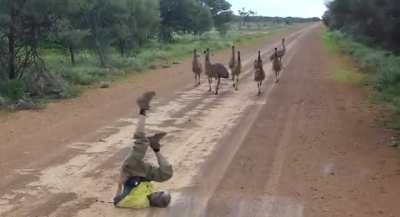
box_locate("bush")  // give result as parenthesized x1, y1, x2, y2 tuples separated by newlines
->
(326, 29, 400, 129)
(327, 30, 400, 93)
(0, 80, 26, 100)
(0, 94, 7, 106)
(61, 65, 107, 85)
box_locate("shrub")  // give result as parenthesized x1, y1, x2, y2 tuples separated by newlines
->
(0, 80, 26, 100)
(326, 29, 400, 129)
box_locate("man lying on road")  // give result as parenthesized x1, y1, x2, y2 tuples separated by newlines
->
(113, 91, 173, 209)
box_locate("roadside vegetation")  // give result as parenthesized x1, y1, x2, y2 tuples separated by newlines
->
(323, 0, 400, 130)
(0, 0, 317, 111)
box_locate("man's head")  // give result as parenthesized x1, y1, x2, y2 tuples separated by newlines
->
(148, 191, 171, 208)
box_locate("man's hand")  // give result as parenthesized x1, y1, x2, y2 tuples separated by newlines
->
(148, 132, 167, 152)
(137, 91, 156, 115)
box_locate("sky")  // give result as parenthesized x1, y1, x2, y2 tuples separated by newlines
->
(228, 0, 328, 18)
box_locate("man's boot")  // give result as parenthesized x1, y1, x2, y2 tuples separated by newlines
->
(137, 91, 156, 111)
(148, 132, 167, 152)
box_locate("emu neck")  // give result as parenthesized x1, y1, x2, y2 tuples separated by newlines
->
(205, 55, 212, 69)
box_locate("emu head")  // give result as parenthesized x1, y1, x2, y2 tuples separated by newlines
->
(254, 50, 262, 69)
(204, 48, 210, 61)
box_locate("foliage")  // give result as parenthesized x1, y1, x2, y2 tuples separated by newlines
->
(160, 0, 214, 41)
(0, 0, 56, 80)
(324, 0, 400, 52)
(0, 0, 311, 109)
(0, 79, 25, 100)
(202, 0, 233, 34)
(324, 30, 400, 129)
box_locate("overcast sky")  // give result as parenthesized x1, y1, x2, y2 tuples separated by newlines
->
(228, 0, 328, 18)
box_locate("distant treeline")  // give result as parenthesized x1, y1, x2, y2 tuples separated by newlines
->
(323, 0, 400, 52)
(234, 15, 321, 24)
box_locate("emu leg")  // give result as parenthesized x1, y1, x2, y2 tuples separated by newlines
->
(235, 78, 239, 91)
(215, 77, 221, 95)
(208, 77, 212, 92)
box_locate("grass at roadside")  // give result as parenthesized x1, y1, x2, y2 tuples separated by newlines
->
(322, 28, 400, 130)
(322, 29, 366, 87)
(45, 24, 292, 94)
(0, 23, 297, 112)
(330, 69, 365, 86)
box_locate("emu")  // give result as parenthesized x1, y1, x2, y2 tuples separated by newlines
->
(254, 50, 266, 96)
(232, 51, 241, 91)
(270, 38, 286, 61)
(192, 49, 202, 86)
(204, 48, 230, 95)
(271, 48, 282, 83)
(228, 45, 237, 86)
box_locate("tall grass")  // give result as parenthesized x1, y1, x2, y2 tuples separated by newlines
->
(324, 30, 400, 129)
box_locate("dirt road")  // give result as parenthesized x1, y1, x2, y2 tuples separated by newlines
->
(1, 24, 399, 217)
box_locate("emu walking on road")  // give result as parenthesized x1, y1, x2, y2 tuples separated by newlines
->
(192, 49, 202, 86)
(270, 38, 286, 61)
(229, 45, 237, 85)
(271, 48, 283, 83)
(254, 50, 266, 96)
(204, 48, 230, 95)
(232, 51, 241, 91)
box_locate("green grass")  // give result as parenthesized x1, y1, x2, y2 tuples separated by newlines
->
(44, 24, 293, 94)
(330, 69, 365, 86)
(0, 23, 296, 111)
(323, 29, 366, 86)
(323, 28, 400, 130)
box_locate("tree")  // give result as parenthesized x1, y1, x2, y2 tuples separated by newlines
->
(0, 0, 57, 80)
(54, 19, 89, 65)
(202, 0, 233, 34)
(325, 0, 400, 51)
(117, 0, 160, 56)
(238, 8, 250, 29)
(77, 0, 128, 66)
(51, 0, 90, 65)
(160, 0, 213, 41)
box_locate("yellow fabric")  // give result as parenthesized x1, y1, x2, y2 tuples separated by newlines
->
(117, 182, 154, 209)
